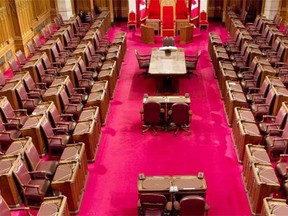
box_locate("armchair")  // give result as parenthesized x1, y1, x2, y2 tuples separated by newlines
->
(173, 195, 209, 216)
(265, 119, 288, 160)
(168, 102, 192, 136)
(127, 11, 137, 30)
(199, 10, 209, 30)
(135, 49, 151, 77)
(138, 193, 172, 216)
(24, 140, 58, 179)
(276, 154, 288, 180)
(140, 99, 164, 135)
(12, 158, 51, 207)
(186, 50, 201, 77)
(258, 102, 288, 135)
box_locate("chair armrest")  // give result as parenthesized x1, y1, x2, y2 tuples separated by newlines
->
(262, 115, 276, 122)
(278, 154, 288, 162)
(35, 82, 47, 89)
(13, 109, 28, 115)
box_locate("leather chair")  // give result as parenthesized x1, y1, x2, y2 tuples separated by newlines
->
(42, 53, 60, 74)
(67, 26, 81, 43)
(168, 102, 192, 136)
(251, 87, 276, 119)
(53, 17, 63, 29)
(259, 102, 288, 135)
(0, 96, 28, 128)
(140, 101, 163, 135)
(163, 36, 175, 46)
(127, 11, 137, 30)
(47, 23, 55, 36)
(32, 35, 42, 50)
(12, 158, 51, 207)
(63, 31, 78, 51)
(35, 61, 55, 87)
(75, 15, 90, 32)
(54, 39, 71, 59)
(50, 45, 67, 67)
(59, 87, 84, 120)
(14, 72, 47, 99)
(276, 154, 288, 180)
(41, 27, 51, 41)
(173, 195, 209, 216)
(27, 41, 38, 56)
(138, 193, 172, 216)
(15, 50, 28, 66)
(24, 140, 58, 179)
(8, 59, 22, 74)
(135, 49, 150, 77)
(265, 119, 288, 160)
(74, 64, 94, 92)
(47, 101, 76, 133)
(186, 50, 201, 77)
(78, 56, 99, 79)
(0, 117, 21, 151)
(41, 114, 71, 157)
(14, 82, 41, 114)
(0, 194, 31, 216)
(83, 47, 103, 75)
(199, 11, 209, 30)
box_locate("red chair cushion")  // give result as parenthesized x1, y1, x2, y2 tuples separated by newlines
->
(162, 6, 174, 28)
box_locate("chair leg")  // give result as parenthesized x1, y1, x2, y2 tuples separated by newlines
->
(187, 70, 198, 78)
(174, 127, 180, 136)
(142, 125, 158, 135)
(181, 125, 191, 135)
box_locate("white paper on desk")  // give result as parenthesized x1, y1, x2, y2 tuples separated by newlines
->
(159, 46, 178, 52)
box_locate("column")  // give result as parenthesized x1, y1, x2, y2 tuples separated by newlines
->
(263, 0, 280, 19)
(56, 0, 74, 20)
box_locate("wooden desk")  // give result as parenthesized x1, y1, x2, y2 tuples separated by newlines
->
(22, 59, 40, 83)
(235, 121, 262, 162)
(0, 80, 22, 109)
(20, 114, 47, 156)
(248, 164, 280, 215)
(43, 85, 65, 113)
(149, 48, 186, 93)
(261, 197, 288, 216)
(0, 156, 22, 207)
(51, 161, 86, 214)
(98, 63, 117, 99)
(180, 25, 193, 44)
(138, 174, 207, 201)
(39, 43, 57, 63)
(60, 143, 88, 183)
(143, 95, 191, 106)
(73, 119, 101, 162)
(87, 90, 109, 125)
(37, 195, 70, 216)
(141, 25, 154, 44)
(146, 19, 160, 35)
(242, 144, 271, 188)
(59, 63, 79, 88)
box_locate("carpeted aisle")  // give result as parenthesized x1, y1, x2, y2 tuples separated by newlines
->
(78, 22, 251, 215)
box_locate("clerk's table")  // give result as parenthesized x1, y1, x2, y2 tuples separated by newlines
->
(148, 48, 187, 93)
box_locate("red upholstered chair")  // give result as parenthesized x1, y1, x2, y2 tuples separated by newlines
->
(161, 6, 175, 36)
(199, 10, 209, 30)
(24, 140, 58, 179)
(0, 117, 21, 150)
(140, 99, 164, 135)
(127, 11, 137, 30)
(12, 158, 51, 207)
(265, 119, 288, 160)
(8, 58, 22, 74)
(138, 193, 172, 216)
(15, 50, 28, 66)
(168, 102, 192, 136)
(0, 96, 28, 128)
(173, 195, 209, 216)
(276, 154, 288, 180)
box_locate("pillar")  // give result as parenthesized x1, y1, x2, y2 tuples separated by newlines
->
(263, 0, 280, 19)
(56, 0, 74, 20)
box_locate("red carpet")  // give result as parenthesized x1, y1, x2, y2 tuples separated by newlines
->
(77, 22, 251, 215)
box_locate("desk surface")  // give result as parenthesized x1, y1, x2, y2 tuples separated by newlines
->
(143, 95, 191, 104)
(149, 48, 186, 75)
(138, 175, 207, 194)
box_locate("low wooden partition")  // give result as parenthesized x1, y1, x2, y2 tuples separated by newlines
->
(38, 196, 70, 216)
(141, 24, 155, 44)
